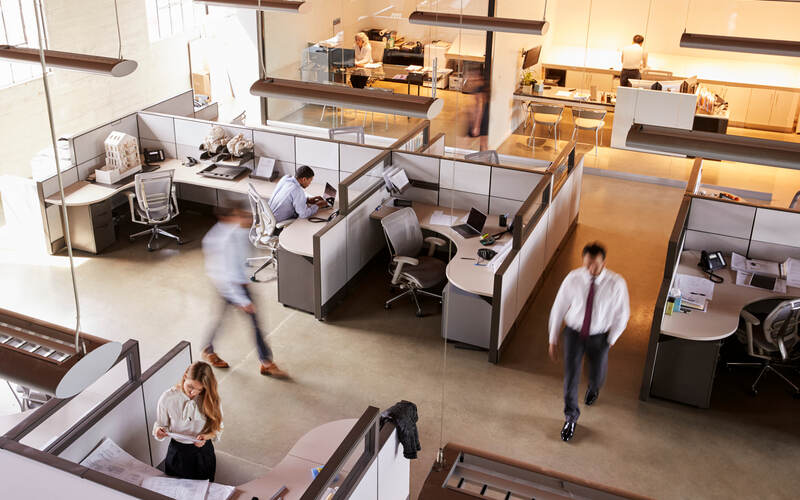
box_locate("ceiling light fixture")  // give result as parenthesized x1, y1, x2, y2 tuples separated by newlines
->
(408, 11, 549, 35)
(0, 45, 137, 76)
(626, 124, 800, 169)
(250, 78, 444, 119)
(679, 32, 800, 57)
(193, 0, 310, 12)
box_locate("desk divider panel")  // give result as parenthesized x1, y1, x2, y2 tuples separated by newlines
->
(684, 197, 754, 255)
(141, 90, 194, 117)
(339, 143, 385, 178)
(423, 132, 446, 156)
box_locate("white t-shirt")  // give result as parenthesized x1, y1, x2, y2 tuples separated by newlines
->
(355, 42, 373, 65)
(621, 43, 645, 70)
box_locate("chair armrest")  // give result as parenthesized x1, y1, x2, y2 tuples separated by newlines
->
(126, 191, 141, 223)
(424, 236, 446, 256)
(740, 310, 760, 326)
(170, 186, 180, 218)
(391, 256, 419, 285)
(276, 218, 296, 229)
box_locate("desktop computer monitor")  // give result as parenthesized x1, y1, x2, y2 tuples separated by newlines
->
(522, 46, 542, 69)
(329, 48, 355, 68)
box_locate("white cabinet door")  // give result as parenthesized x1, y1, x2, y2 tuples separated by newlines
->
(769, 90, 800, 129)
(723, 86, 751, 124)
(745, 88, 776, 127)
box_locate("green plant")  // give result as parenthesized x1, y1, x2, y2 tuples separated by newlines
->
(522, 70, 535, 86)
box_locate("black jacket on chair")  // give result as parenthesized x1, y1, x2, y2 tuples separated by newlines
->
(380, 400, 421, 459)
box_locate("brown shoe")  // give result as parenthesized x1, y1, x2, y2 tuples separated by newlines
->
(260, 362, 288, 379)
(201, 348, 229, 368)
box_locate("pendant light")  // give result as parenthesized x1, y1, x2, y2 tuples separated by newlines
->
(193, 0, 310, 12)
(626, 124, 800, 170)
(408, 11, 549, 35)
(679, 32, 800, 57)
(250, 77, 444, 119)
(0, 45, 137, 76)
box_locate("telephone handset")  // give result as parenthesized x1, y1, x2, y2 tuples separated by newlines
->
(699, 250, 725, 283)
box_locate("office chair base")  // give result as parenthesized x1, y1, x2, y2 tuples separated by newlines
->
(130, 224, 183, 251)
(249, 256, 277, 282)
(385, 287, 442, 317)
(726, 361, 800, 396)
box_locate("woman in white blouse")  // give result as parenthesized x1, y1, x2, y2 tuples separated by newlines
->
(354, 32, 373, 66)
(153, 361, 223, 481)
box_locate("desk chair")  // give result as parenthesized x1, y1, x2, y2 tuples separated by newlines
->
(527, 103, 564, 149)
(246, 183, 294, 282)
(127, 170, 183, 251)
(571, 108, 606, 151)
(726, 298, 800, 396)
(380, 207, 447, 317)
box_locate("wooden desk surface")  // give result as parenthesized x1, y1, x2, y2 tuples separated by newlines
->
(661, 250, 800, 341)
(372, 202, 512, 297)
(514, 86, 615, 111)
(234, 418, 357, 500)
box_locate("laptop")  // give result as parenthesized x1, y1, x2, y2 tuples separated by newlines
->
(452, 208, 487, 239)
(322, 182, 337, 208)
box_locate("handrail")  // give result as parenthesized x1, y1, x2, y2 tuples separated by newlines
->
(301, 406, 381, 500)
(339, 149, 392, 214)
(686, 157, 703, 195)
(389, 119, 430, 151)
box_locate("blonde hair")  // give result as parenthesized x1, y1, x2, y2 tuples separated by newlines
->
(355, 32, 369, 45)
(178, 361, 222, 436)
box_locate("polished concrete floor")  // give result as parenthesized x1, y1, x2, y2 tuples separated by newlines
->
(2, 173, 800, 498)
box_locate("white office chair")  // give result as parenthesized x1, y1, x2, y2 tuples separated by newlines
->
(571, 108, 607, 151)
(380, 207, 447, 317)
(127, 170, 183, 251)
(528, 103, 564, 149)
(727, 298, 800, 396)
(246, 183, 294, 282)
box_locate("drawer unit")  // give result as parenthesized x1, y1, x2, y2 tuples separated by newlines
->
(66, 199, 115, 254)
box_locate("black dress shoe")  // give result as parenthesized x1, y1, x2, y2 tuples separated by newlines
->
(560, 421, 576, 442)
(585, 390, 599, 406)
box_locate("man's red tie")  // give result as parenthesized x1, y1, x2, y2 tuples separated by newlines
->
(580, 276, 596, 340)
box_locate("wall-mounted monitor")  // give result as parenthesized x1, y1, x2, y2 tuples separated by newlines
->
(522, 46, 542, 69)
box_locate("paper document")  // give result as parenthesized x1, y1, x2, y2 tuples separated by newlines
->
(141, 477, 209, 500)
(731, 252, 783, 277)
(555, 90, 573, 97)
(674, 273, 715, 301)
(167, 431, 203, 443)
(429, 210, 458, 226)
(364, 62, 382, 69)
(405, 65, 423, 71)
(206, 483, 236, 500)
(784, 257, 800, 288)
(80, 437, 163, 486)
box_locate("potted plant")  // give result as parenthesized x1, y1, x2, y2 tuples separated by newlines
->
(521, 70, 536, 94)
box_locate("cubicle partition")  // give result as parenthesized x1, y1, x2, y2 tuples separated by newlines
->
(389, 120, 430, 152)
(422, 132, 446, 156)
(640, 159, 800, 403)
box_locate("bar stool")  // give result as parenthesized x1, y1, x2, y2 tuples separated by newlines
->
(527, 103, 564, 149)
(571, 108, 607, 151)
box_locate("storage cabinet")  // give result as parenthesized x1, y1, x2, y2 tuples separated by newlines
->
(745, 88, 775, 127)
(66, 199, 115, 254)
(771, 90, 800, 129)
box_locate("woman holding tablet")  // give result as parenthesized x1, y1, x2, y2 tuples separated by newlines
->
(153, 361, 223, 481)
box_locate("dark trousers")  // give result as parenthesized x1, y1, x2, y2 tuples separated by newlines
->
(562, 326, 610, 423)
(204, 285, 272, 362)
(619, 68, 641, 87)
(165, 439, 216, 481)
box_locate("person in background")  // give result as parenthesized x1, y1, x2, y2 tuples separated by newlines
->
(548, 242, 630, 442)
(467, 68, 490, 151)
(153, 361, 222, 481)
(620, 34, 647, 87)
(354, 32, 373, 66)
(201, 202, 288, 378)
(269, 166, 327, 223)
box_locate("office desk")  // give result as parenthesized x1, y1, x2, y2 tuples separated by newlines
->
(446, 34, 485, 63)
(514, 86, 615, 111)
(651, 250, 800, 407)
(234, 418, 356, 500)
(372, 202, 512, 349)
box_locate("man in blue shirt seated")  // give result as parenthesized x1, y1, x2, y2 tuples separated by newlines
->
(268, 165, 328, 223)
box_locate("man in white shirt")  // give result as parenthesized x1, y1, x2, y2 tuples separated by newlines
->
(620, 34, 647, 87)
(269, 166, 328, 223)
(201, 203, 288, 378)
(548, 242, 630, 442)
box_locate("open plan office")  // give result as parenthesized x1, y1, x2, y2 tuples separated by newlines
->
(2, 1, 800, 499)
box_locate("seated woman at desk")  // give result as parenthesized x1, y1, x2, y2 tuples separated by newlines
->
(153, 361, 223, 481)
(354, 32, 373, 67)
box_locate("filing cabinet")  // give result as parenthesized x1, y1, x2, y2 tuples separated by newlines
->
(66, 199, 115, 254)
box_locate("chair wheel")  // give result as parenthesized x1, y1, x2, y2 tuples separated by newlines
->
(250, 276, 259, 282)
(147, 246, 155, 252)
(750, 388, 758, 396)
(416, 311, 424, 318)
(384, 304, 391, 310)
(177, 239, 185, 245)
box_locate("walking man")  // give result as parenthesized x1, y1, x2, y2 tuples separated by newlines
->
(548, 242, 629, 442)
(201, 203, 288, 379)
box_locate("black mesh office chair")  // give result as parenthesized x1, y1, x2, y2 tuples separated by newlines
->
(726, 298, 800, 396)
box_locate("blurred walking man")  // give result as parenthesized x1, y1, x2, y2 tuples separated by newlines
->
(548, 242, 629, 442)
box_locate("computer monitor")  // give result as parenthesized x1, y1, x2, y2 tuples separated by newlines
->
(466, 208, 487, 233)
(522, 46, 542, 69)
(329, 48, 355, 68)
(388, 168, 410, 193)
(324, 182, 337, 202)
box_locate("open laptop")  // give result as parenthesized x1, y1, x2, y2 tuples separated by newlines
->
(322, 182, 337, 208)
(452, 208, 487, 239)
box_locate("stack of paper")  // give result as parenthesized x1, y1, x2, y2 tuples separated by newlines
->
(674, 273, 715, 302)
(731, 252, 784, 277)
(405, 65, 423, 71)
(142, 477, 209, 500)
(784, 257, 800, 288)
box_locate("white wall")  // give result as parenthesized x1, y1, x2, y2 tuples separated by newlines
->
(0, 0, 193, 178)
(0, 449, 137, 500)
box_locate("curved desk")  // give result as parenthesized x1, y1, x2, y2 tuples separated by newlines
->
(235, 418, 357, 500)
(371, 202, 511, 298)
